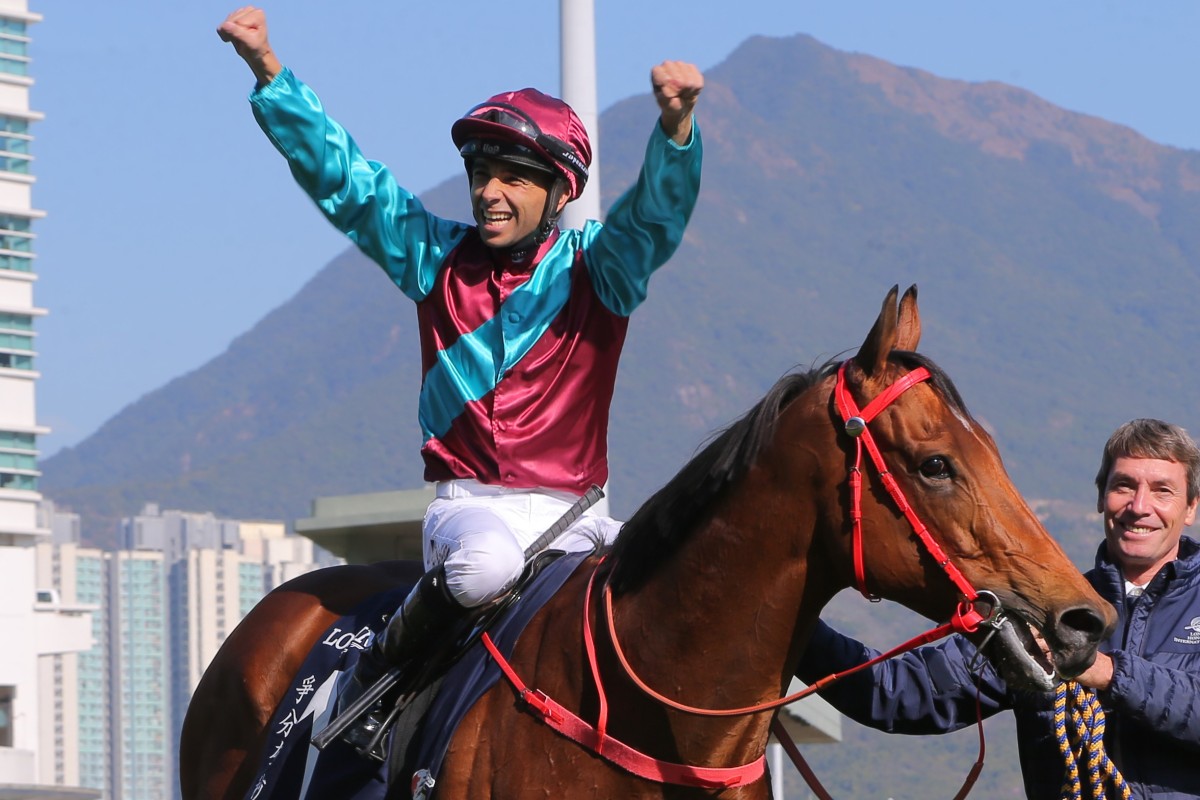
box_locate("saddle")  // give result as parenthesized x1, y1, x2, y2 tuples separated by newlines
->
(331, 546, 573, 761)
(240, 548, 591, 800)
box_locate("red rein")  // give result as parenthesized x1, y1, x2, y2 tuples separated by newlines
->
(482, 361, 996, 792)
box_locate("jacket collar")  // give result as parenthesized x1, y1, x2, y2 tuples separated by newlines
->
(1093, 534, 1200, 588)
(491, 226, 561, 272)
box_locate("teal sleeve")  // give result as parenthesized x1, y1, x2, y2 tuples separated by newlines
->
(248, 69, 470, 302)
(582, 119, 703, 317)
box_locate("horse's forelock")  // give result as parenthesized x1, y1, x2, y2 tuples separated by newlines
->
(889, 351, 970, 420)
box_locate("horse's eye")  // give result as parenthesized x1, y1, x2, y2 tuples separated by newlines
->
(919, 456, 952, 480)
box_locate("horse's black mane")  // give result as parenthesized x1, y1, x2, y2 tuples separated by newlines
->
(606, 351, 968, 594)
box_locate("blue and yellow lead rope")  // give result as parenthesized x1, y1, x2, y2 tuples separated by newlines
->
(1054, 681, 1131, 800)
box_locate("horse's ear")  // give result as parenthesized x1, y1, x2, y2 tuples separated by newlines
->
(895, 284, 921, 351)
(857, 285, 900, 377)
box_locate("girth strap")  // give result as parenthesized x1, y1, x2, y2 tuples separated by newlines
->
(481, 633, 766, 789)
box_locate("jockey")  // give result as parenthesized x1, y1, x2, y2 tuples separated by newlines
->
(217, 7, 704, 742)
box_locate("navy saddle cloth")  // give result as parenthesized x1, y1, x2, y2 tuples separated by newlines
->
(241, 550, 591, 800)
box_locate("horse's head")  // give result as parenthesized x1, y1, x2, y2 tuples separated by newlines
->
(815, 285, 1115, 690)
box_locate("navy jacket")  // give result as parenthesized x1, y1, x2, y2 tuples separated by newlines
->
(796, 537, 1200, 799)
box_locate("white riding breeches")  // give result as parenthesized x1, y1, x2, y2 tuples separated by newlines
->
(423, 479, 621, 609)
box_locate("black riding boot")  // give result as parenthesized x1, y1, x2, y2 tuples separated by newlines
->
(377, 565, 464, 665)
(338, 565, 464, 752)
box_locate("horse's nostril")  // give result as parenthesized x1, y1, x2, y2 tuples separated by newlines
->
(1059, 606, 1111, 642)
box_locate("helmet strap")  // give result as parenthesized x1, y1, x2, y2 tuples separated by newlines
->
(535, 179, 569, 244)
(504, 178, 568, 259)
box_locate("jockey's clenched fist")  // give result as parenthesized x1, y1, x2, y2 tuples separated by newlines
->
(218, 6, 281, 87)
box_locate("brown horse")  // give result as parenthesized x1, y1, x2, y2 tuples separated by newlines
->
(180, 285, 1116, 799)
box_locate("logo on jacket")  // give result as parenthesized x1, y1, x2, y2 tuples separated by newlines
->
(1174, 616, 1200, 645)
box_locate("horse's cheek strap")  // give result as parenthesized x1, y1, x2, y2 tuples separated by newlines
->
(835, 363, 979, 603)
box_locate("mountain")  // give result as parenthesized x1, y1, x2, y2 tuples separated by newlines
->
(39, 33, 1200, 795)
(43, 34, 1200, 546)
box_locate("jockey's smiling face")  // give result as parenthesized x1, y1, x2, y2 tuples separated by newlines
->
(469, 157, 567, 250)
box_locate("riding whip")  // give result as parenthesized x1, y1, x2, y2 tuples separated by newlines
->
(522, 484, 604, 561)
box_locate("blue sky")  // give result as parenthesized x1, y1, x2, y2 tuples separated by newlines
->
(28, 2, 1200, 457)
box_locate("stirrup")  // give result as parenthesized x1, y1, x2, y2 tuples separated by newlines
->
(339, 701, 388, 759)
(313, 664, 405, 755)
(314, 568, 459, 757)
(334, 648, 418, 759)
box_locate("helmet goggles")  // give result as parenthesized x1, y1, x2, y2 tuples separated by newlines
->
(452, 93, 590, 199)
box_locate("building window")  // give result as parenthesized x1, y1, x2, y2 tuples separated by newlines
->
(0, 311, 32, 331)
(0, 252, 31, 272)
(0, 152, 31, 172)
(0, 211, 32, 271)
(0, 472, 35, 490)
(0, 115, 32, 172)
(0, 37, 27, 58)
(0, 213, 31, 230)
(0, 352, 33, 369)
(0, 332, 32, 351)
(0, 452, 36, 470)
(0, 20, 28, 37)
(0, 229, 32, 251)
(0, 116, 28, 134)
(0, 430, 34, 450)
(0, 685, 13, 747)
(0, 135, 27, 155)
(0, 31, 30, 77)
(0, 428, 37, 490)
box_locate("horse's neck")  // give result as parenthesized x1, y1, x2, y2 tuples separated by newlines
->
(629, 531, 819, 670)
(607, 506, 829, 759)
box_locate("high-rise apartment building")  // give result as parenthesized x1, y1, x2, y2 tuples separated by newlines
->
(35, 503, 324, 800)
(0, 0, 44, 519)
(35, 536, 104, 790)
(36, 503, 109, 796)
(70, 545, 108, 794)
(108, 549, 170, 800)
(0, 3, 99, 798)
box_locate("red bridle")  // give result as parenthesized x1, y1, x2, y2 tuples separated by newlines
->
(481, 358, 1003, 792)
(833, 360, 989, 633)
